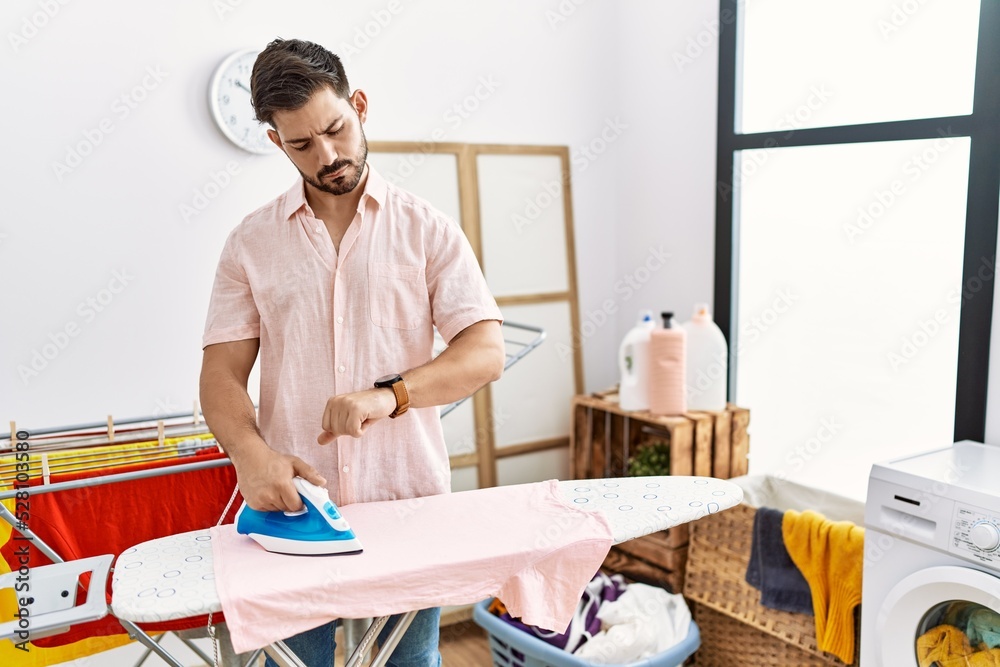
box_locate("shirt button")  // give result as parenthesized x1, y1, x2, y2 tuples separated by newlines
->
(315, 225, 322, 233)
(342, 465, 349, 473)
(336, 316, 344, 324)
(338, 365, 346, 373)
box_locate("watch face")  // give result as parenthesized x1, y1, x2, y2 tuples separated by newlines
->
(209, 49, 280, 155)
(375, 373, 401, 386)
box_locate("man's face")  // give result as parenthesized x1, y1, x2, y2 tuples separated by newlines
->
(268, 86, 369, 197)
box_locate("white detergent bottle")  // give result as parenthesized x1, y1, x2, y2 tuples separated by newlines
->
(682, 303, 729, 411)
(618, 311, 656, 411)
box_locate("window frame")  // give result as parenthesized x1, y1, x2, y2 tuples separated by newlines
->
(714, 0, 1000, 442)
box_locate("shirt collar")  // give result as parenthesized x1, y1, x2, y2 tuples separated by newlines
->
(281, 164, 388, 221)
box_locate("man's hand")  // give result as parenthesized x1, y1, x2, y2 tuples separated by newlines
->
(202, 340, 324, 512)
(318, 387, 396, 445)
(232, 442, 326, 512)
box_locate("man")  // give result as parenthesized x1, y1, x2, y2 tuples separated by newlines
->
(199, 38, 505, 667)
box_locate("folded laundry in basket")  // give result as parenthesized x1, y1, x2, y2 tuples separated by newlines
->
(783, 509, 864, 665)
(745, 506, 813, 614)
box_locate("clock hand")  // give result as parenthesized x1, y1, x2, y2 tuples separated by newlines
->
(235, 80, 251, 94)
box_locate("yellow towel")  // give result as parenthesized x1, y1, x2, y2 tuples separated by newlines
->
(783, 509, 864, 664)
(0, 432, 217, 483)
(917, 624, 1000, 667)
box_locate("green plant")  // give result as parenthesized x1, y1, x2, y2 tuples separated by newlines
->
(627, 440, 670, 477)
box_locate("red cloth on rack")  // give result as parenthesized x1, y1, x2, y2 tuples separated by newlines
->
(1, 448, 241, 647)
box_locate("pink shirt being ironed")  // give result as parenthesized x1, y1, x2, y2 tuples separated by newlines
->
(211, 480, 615, 654)
(202, 166, 503, 505)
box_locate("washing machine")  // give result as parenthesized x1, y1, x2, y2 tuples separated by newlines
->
(861, 440, 1000, 666)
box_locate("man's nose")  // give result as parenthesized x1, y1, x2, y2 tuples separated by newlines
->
(316, 136, 338, 167)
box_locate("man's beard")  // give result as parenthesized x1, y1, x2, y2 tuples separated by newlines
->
(301, 128, 369, 196)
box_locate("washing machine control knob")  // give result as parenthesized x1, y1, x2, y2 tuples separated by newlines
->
(971, 521, 1000, 551)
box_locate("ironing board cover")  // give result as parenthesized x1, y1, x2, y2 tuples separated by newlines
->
(112, 476, 742, 654)
(113, 530, 218, 621)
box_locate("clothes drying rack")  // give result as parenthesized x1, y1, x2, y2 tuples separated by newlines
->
(0, 321, 545, 667)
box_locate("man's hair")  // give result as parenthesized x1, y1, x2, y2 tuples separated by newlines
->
(250, 38, 352, 127)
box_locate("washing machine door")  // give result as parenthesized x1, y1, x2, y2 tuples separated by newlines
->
(875, 565, 1000, 666)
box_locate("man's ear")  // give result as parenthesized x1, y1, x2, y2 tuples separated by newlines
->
(267, 128, 283, 151)
(350, 89, 368, 123)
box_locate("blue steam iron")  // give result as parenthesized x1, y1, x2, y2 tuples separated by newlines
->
(235, 477, 363, 556)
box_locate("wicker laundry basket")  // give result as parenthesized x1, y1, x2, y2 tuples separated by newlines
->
(683, 500, 858, 666)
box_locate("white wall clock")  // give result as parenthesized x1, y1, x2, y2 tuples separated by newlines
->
(209, 49, 279, 154)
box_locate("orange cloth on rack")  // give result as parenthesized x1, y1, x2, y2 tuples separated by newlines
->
(782, 509, 864, 664)
(0, 448, 239, 656)
(917, 624, 1000, 667)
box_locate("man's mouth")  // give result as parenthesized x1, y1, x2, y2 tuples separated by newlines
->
(322, 164, 348, 180)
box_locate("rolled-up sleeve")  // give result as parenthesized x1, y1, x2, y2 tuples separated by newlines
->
(202, 227, 261, 348)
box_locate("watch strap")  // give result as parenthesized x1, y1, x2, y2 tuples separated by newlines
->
(389, 378, 409, 418)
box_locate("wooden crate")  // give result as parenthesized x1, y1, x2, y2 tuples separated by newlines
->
(571, 391, 750, 594)
(569, 392, 749, 481)
(601, 530, 689, 594)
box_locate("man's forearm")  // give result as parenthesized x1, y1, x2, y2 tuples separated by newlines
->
(200, 367, 268, 461)
(398, 320, 505, 409)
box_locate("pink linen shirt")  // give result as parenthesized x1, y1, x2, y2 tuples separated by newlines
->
(202, 166, 502, 505)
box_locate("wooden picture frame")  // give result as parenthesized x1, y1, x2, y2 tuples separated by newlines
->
(368, 142, 584, 489)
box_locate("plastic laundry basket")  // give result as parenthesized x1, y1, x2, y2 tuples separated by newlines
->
(472, 599, 701, 667)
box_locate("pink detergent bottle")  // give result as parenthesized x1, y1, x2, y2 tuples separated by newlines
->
(648, 312, 687, 416)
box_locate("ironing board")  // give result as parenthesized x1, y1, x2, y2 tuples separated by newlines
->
(110, 476, 742, 667)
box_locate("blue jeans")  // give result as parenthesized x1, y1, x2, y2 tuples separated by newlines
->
(264, 608, 442, 667)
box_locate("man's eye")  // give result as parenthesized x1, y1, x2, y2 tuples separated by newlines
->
(293, 143, 310, 152)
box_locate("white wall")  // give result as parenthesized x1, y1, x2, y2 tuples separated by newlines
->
(613, 1, 719, 347)
(1, 0, 634, 430)
(0, 0, 734, 434)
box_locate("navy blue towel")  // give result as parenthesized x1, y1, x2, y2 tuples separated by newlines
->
(745, 507, 814, 615)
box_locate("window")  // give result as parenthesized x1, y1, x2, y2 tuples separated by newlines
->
(739, 0, 980, 132)
(716, 0, 1000, 498)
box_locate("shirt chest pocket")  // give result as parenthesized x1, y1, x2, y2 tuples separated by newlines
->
(368, 263, 428, 330)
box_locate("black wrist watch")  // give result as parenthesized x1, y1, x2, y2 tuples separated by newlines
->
(374, 373, 410, 418)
